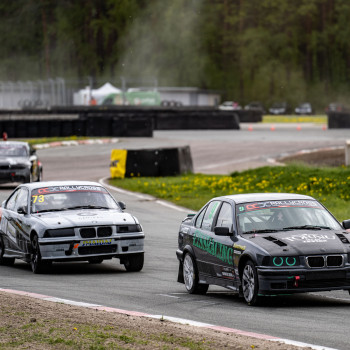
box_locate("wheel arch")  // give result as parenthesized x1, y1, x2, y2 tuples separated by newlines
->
(29, 230, 38, 242)
(238, 253, 257, 280)
(177, 245, 196, 284)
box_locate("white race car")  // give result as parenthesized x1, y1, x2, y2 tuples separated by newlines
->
(0, 181, 144, 273)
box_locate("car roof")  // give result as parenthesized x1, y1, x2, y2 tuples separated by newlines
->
(216, 192, 315, 204)
(0, 141, 29, 147)
(19, 180, 104, 190)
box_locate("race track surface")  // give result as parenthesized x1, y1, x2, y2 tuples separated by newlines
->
(1, 125, 349, 350)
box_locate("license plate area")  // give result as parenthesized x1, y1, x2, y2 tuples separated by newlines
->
(80, 239, 112, 247)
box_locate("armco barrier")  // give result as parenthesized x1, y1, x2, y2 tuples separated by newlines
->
(328, 112, 350, 128)
(110, 146, 193, 178)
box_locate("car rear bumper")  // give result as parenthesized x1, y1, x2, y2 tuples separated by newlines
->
(257, 266, 350, 294)
(39, 234, 145, 261)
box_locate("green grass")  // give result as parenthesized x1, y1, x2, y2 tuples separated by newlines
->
(16, 136, 108, 146)
(263, 115, 327, 123)
(109, 164, 350, 221)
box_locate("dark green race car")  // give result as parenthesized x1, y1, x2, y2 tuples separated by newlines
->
(176, 193, 350, 305)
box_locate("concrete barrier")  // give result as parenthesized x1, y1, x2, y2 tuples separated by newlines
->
(110, 146, 193, 178)
(328, 112, 350, 128)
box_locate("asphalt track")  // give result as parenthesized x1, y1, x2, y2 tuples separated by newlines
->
(1, 124, 350, 350)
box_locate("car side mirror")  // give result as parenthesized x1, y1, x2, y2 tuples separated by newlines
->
(342, 219, 350, 229)
(17, 206, 27, 215)
(214, 226, 231, 236)
(118, 201, 126, 210)
(30, 149, 36, 155)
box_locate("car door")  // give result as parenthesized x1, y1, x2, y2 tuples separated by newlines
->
(2, 188, 29, 256)
(191, 200, 221, 279)
(211, 201, 238, 287)
(1, 188, 22, 254)
(12, 187, 31, 253)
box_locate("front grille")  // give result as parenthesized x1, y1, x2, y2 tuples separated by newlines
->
(78, 245, 117, 255)
(97, 226, 112, 237)
(306, 255, 344, 268)
(306, 256, 324, 268)
(327, 255, 343, 267)
(80, 228, 96, 238)
(0, 164, 26, 170)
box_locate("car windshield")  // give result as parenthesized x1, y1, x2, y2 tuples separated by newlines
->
(30, 185, 120, 213)
(0, 144, 28, 157)
(236, 200, 342, 234)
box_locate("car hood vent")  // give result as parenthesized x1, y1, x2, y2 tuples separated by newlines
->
(336, 233, 349, 244)
(263, 236, 287, 247)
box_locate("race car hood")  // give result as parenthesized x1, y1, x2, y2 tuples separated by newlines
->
(33, 209, 137, 228)
(0, 157, 30, 166)
(246, 230, 350, 255)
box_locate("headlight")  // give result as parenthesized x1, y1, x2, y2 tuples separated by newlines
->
(269, 256, 300, 267)
(116, 224, 142, 233)
(44, 228, 75, 238)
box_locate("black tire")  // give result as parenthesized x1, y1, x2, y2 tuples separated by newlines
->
(24, 172, 32, 183)
(0, 236, 15, 266)
(242, 260, 260, 306)
(183, 253, 208, 294)
(123, 253, 144, 272)
(36, 169, 42, 182)
(31, 235, 50, 274)
(88, 257, 104, 264)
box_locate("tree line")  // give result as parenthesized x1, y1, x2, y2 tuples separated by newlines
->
(0, 0, 349, 110)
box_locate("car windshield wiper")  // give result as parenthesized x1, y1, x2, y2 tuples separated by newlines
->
(243, 229, 281, 234)
(34, 208, 68, 213)
(282, 225, 332, 230)
(66, 205, 110, 210)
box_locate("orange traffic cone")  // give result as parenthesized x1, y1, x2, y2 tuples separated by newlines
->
(248, 125, 253, 131)
(270, 125, 275, 131)
(296, 125, 301, 131)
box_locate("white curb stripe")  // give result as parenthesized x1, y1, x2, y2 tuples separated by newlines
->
(0, 288, 338, 349)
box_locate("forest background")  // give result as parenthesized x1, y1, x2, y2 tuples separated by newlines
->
(1, 0, 349, 112)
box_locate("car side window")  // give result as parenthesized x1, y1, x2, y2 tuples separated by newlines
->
(216, 202, 233, 230)
(5, 189, 21, 211)
(195, 206, 207, 228)
(201, 201, 221, 231)
(14, 188, 29, 212)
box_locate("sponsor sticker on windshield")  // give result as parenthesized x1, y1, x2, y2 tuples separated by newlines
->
(33, 185, 108, 195)
(238, 200, 321, 213)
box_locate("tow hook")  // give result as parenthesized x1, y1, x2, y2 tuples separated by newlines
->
(65, 243, 75, 256)
(294, 276, 300, 288)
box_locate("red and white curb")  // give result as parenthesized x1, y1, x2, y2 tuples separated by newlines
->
(34, 138, 119, 149)
(0, 288, 336, 350)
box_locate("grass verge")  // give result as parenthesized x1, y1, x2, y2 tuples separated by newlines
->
(263, 115, 327, 123)
(17, 136, 103, 146)
(110, 164, 350, 221)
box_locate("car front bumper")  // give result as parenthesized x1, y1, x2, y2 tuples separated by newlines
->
(257, 266, 350, 295)
(0, 168, 30, 183)
(39, 234, 145, 261)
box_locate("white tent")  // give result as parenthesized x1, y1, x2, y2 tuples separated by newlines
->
(73, 82, 122, 106)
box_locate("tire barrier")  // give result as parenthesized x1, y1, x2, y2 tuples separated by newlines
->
(235, 110, 263, 123)
(0, 105, 263, 136)
(110, 146, 193, 178)
(327, 112, 350, 128)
